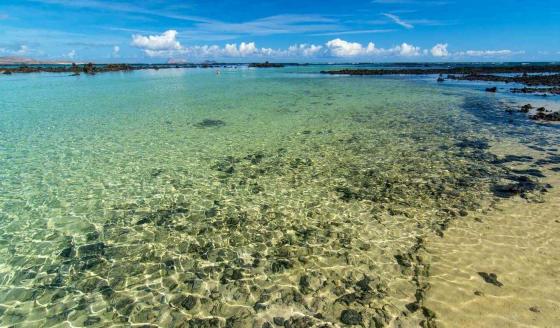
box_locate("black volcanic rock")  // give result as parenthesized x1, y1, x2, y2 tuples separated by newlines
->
(249, 61, 284, 68)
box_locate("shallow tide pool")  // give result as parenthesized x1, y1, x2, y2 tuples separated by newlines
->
(0, 67, 558, 327)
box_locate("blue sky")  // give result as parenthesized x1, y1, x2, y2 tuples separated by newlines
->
(0, 0, 559, 62)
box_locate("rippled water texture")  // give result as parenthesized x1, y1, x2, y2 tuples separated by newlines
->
(0, 67, 558, 327)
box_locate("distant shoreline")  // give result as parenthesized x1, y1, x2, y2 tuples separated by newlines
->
(0, 62, 309, 75)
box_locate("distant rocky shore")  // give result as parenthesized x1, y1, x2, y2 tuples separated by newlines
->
(0, 63, 228, 75)
(321, 66, 560, 90)
(320, 65, 560, 76)
(1, 62, 309, 75)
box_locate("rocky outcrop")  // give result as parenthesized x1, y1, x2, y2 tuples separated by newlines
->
(249, 62, 285, 68)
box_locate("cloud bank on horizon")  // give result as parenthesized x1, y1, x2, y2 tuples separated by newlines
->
(0, 0, 558, 62)
(130, 29, 523, 60)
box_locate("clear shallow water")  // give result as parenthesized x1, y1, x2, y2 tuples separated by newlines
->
(0, 67, 559, 327)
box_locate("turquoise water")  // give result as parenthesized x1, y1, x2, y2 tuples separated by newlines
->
(0, 67, 558, 327)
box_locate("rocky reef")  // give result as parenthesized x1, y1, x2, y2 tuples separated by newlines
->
(0, 62, 226, 75)
(249, 62, 285, 68)
(320, 65, 560, 77)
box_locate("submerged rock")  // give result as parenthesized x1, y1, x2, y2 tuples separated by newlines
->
(340, 309, 362, 325)
(78, 242, 105, 257)
(194, 119, 226, 128)
(478, 272, 503, 287)
(529, 306, 541, 313)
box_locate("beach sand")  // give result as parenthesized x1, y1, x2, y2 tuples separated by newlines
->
(425, 142, 560, 327)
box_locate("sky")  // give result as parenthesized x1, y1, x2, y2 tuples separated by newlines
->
(0, 0, 559, 63)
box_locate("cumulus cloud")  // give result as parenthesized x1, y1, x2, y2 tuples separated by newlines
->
(431, 43, 448, 57)
(391, 42, 421, 56)
(287, 44, 323, 57)
(67, 49, 76, 59)
(326, 38, 378, 57)
(132, 30, 182, 52)
(129, 30, 522, 60)
(223, 42, 259, 57)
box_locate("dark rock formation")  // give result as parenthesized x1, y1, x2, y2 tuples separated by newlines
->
(530, 111, 560, 121)
(478, 272, 503, 287)
(249, 61, 285, 68)
(194, 119, 226, 128)
(321, 65, 560, 76)
(340, 309, 363, 325)
(511, 87, 560, 95)
(520, 104, 533, 113)
(485, 87, 497, 93)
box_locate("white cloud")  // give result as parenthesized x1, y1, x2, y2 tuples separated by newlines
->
(132, 30, 181, 51)
(431, 43, 448, 57)
(326, 38, 378, 57)
(383, 13, 414, 29)
(287, 44, 324, 57)
(222, 42, 259, 57)
(0, 45, 29, 55)
(391, 42, 421, 56)
(67, 49, 76, 59)
(455, 49, 523, 57)
(128, 31, 522, 60)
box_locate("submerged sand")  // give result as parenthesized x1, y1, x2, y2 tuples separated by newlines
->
(425, 142, 560, 327)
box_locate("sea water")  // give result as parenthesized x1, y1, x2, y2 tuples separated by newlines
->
(0, 66, 559, 327)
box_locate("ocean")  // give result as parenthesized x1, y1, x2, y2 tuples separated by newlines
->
(1, 65, 559, 327)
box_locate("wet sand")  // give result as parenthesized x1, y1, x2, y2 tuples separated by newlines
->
(425, 142, 560, 327)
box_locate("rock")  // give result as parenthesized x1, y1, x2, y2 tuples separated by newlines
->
(437, 77, 445, 82)
(474, 290, 484, 296)
(262, 322, 273, 328)
(299, 275, 311, 294)
(59, 246, 75, 258)
(195, 119, 226, 128)
(83, 63, 95, 74)
(520, 104, 533, 112)
(220, 268, 243, 284)
(529, 306, 541, 313)
(283, 316, 315, 328)
(187, 318, 221, 327)
(205, 207, 218, 218)
(2, 71, 12, 75)
(530, 111, 560, 121)
(492, 175, 543, 199)
(83, 316, 101, 326)
(271, 258, 292, 273)
(253, 302, 268, 312)
(340, 309, 362, 325)
(78, 242, 105, 257)
(485, 87, 497, 92)
(249, 61, 285, 68)
(273, 317, 285, 326)
(478, 272, 503, 287)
